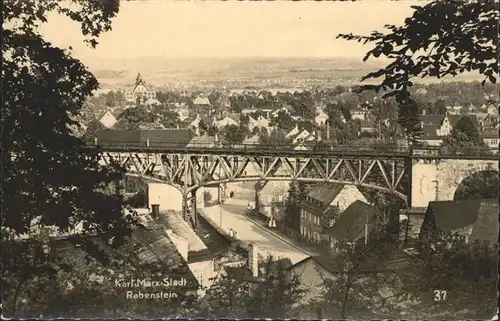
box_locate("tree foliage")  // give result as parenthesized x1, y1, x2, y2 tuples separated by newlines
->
(397, 99, 422, 146)
(400, 232, 498, 319)
(203, 255, 306, 318)
(315, 241, 400, 319)
(442, 116, 484, 154)
(338, 1, 499, 102)
(2, 0, 134, 242)
(222, 124, 247, 145)
(2, 0, 141, 317)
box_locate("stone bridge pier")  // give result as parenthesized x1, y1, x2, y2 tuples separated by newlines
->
(410, 158, 499, 208)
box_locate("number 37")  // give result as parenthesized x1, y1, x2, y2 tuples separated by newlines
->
(434, 290, 447, 301)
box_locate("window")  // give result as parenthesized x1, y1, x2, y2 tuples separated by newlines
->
(491, 139, 498, 145)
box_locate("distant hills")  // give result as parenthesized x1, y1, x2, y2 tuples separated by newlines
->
(90, 56, 484, 89)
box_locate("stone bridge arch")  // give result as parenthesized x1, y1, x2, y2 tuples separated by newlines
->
(411, 158, 499, 208)
(453, 170, 499, 200)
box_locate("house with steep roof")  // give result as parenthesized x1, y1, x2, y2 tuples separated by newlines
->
(124, 73, 157, 105)
(189, 114, 213, 135)
(298, 184, 369, 244)
(419, 199, 499, 247)
(284, 124, 316, 146)
(480, 114, 499, 131)
(322, 200, 378, 251)
(99, 110, 117, 128)
(314, 110, 329, 126)
(247, 114, 269, 132)
(214, 115, 239, 129)
(418, 112, 480, 146)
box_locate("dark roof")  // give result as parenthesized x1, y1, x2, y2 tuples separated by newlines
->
(449, 114, 478, 127)
(421, 124, 442, 139)
(139, 129, 193, 145)
(481, 129, 499, 139)
(298, 184, 345, 214)
(307, 183, 345, 205)
(420, 114, 444, 126)
(327, 200, 378, 241)
(470, 200, 499, 245)
(96, 129, 194, 147)
(50, 224, 198, 289)
(425, 199, 482, 231)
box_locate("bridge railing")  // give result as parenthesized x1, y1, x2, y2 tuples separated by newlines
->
(86, 139, 497, 158)
(86, 139, 411, 156)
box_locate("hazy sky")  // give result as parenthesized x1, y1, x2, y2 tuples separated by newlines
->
(41, 1, 421, 66)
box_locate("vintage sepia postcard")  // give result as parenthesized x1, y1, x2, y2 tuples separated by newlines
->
(2, 0, 499, 319)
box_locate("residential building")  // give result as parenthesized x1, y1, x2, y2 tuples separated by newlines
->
(418, 113, 480, 146)
(322, 200, 378, 251)
(214, 114, 239, 129)
(186, 134, 218, 148)
(314, 110, 329, 126)
(298, 184, 369, 244)
(481, 130, 499, 152)
(419, 199, 499, 247)
(286, 255, 340, 307)
(480, 114, 499, 130)
(255, 181, 289, 220)
(99, 110, 117, 128)
(247, 114, 270, 132)
(359, 118, 377, 135)
(285, 124, 301, 139)
(271, 105, 294, 117)
(48, 211, 199, 297)
(193, 96, 211, 106)
(351, 108, 367, 120)
(189, 114, 213, 135)
(285, 125, 316, 145)
(123, 73, 156, 105)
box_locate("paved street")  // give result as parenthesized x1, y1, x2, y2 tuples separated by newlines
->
(198, 187, 309, 265)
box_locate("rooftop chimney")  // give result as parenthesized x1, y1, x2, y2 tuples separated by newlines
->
(151, 204, 160, 219)
(248, 243, 259, 278)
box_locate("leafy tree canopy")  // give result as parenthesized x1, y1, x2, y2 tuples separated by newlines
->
(3, 0, 133, 241)
(338, 0, 499, 102)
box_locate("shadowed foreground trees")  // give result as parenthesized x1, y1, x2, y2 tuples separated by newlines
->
(2, 0, 136, 317)
(202, 255, 306, 319)
(2, 1, 136, 241)
(399, 232, 498, 319)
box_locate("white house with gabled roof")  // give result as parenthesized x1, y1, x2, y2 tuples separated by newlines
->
(99, 110, 117, 128)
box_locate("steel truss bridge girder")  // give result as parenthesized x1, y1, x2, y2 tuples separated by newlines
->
(100, 152, 409, 202)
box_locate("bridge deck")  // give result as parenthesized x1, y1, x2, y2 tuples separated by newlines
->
(89, 142, 498, 160)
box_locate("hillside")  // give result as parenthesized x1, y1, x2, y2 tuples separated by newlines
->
(91, 57, 484, 89)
